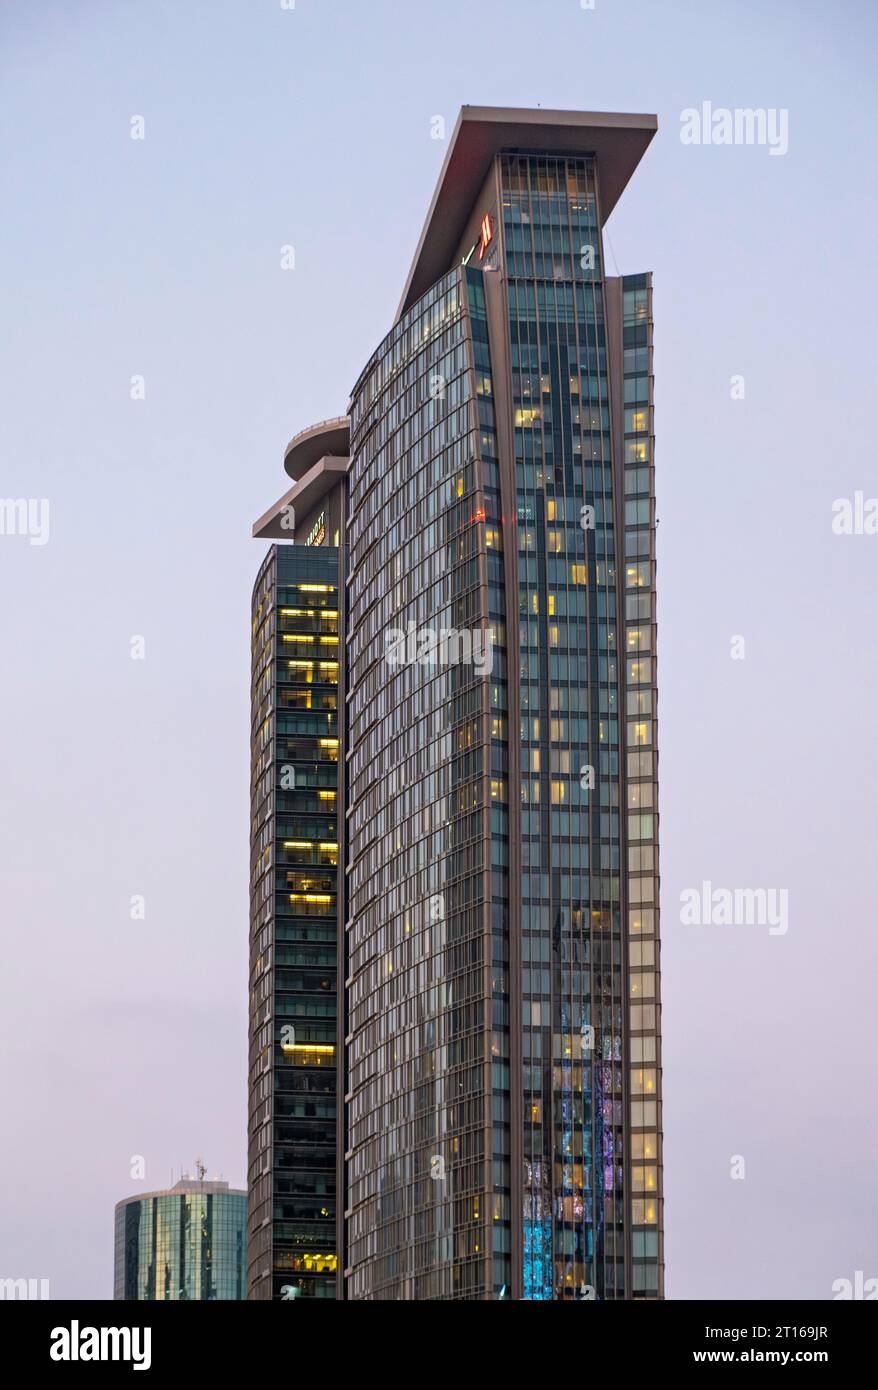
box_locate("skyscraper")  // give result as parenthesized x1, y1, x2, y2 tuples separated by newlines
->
(250, 107, 662, 1301)
(249, 428, 348, 1300)
(114, 1178, 247, 1300)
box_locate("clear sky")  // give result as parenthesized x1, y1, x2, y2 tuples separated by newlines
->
(1, 0, 875, 1300)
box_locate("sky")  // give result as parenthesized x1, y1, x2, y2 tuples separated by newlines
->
(1, 0, 876, 1301)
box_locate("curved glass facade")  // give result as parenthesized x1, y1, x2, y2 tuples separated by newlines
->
(344, 149, 662, 1301)
(114, 1182, 246, 1300)
(346, 269, 494, 1299)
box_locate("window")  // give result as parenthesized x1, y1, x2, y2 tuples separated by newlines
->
(629, 940, 655, 968)
(625, 562, 650, 589)
(631, 1134, 658, 1161)
(624, 467, 650, 494)
(624, 376, 649, 405)
(626, 691, 652, 716)
(624, 408, 649, 433)
(629, 908, 655, 934)
(628, 845, 654, 871)
(624, 498, 651, 526)
(627, 782, 653, 809)
(629, 972, 656, 1002)
(627, 750, 653, 777)
(625, 594, 651, 621)
(630, 1101, 658, 1129)
(631, 1200, 658, 1225)
(629, 878, 655, 904)
(630, 1005, 656, 1030)
(627, 657, 652, 683)
(623, 289, 648, 325)
(632, 1166, 658, 1192)
(625, 529, 650, 558)
(624, 346, 649, 374)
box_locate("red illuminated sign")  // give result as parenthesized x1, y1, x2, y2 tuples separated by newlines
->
(478, 213, 493, 260)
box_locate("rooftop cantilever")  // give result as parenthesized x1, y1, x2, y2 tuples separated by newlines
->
(252, 415, 350, 540)
(282, 416, 350, 480)
(396, 105, 658, 322)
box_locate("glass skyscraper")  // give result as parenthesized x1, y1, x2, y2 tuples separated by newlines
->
(249, 528, 345, 1300)
(248, 428, 348, 1295)
(114, 1179, 246, 1300)
(250, 107, 662, 1300)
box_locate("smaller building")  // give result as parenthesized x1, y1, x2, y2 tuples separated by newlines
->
(114, 1177, 247, 1300)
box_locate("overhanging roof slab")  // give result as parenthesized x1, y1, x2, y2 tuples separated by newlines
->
(397, 106, 657, 321)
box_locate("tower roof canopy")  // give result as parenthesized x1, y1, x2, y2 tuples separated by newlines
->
(397, 106, 657, 322)
(283, 416, 350, 480)
(253, 455, 347, 539)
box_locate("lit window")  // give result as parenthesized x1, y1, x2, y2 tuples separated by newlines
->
(629, 972, 655, 1000)
(628, 908, 655, 934)
(627, 657, 652, 684)
(632, 1200, 657, 1225)
(632, 1166, 658, 1192)
(627, 782, 653, 809)
(631, 1067, 657, 1095)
